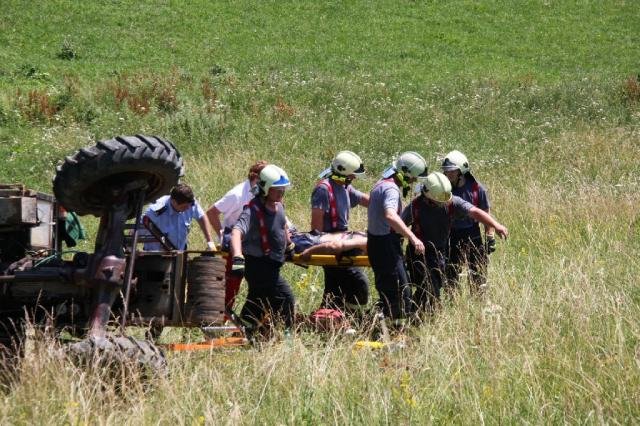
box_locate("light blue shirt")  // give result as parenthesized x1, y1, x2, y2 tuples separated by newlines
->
(367, 179, 401, 236)
(142, 195, 205, 251)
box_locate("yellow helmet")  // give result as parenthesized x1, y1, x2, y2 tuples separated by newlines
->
(421, 172, 452, 203)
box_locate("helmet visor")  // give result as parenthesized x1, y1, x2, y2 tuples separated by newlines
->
(352, 162, 365, 176)
(318, 167, 333, 179)
(382, 165, 396, 179)
(426, 192, 452, 204)
(441, 158, 460, 172)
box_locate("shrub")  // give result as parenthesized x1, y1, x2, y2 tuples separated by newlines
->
(56, 37, 77, 60)
(622, 74, 640, 103)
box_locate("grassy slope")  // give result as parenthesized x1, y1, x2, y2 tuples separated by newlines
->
(1, 1, 640, 424)
(1, 1, 638, 81)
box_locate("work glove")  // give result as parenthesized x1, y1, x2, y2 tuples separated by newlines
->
(486, 236, 496, 254)
(284, 242, 296, 261)
(231, 256, 245, 277)
(206, 241, 217, 251)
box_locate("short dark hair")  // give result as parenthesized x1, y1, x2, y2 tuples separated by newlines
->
(170, 183, 195, 205)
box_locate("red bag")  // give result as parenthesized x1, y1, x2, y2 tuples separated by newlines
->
(309, 308, 348, 332)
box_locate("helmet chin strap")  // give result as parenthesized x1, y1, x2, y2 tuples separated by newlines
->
(394, 172, 411, 197)
(330, 174, 351, 187)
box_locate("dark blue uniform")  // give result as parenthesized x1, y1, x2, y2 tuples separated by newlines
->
(233, 198, 294, 330)
(402, 195, 473, 312)
(446, 176, 490, 290)
(367, 178, 411, 320)
(311, 178, 369, 311)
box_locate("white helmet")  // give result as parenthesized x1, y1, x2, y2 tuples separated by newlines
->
(421, 172, 452, 203)
(332, 151, 365, 176)
(393, 151, 428, 179)
(441, 150, 470, 174)
(255, 164, 291, 195)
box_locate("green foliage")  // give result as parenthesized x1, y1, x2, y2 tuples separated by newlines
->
(1, 0, 639, 423)
(56, 37, 77, 61)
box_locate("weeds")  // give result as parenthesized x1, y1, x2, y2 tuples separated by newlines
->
(201, 77, 217, 112)
(15, 64, 50, 81)
(1, 1, 639, 422)
(103, 73, 180, 115)
(273, 96, 295, 118)
(14, 89, 59, 122)
(56, 37, 77, 61)
(622, 74, 640, 104)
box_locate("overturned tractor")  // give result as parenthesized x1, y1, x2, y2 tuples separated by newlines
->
(0, 135, 227, 360)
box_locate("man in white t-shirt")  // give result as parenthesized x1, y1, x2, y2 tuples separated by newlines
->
(206, 160, 268, 311)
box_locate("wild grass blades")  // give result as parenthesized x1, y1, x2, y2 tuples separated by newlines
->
(1, 0, 639, 423)
(0, 328, 167, 424)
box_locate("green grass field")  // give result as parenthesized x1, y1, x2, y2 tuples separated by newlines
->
(1, 1, 640, 424)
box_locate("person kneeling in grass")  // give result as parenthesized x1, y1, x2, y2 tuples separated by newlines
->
(230, 165, 296, 336)
(402, 172, 508, 315)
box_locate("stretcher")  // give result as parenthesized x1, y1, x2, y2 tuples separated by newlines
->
(185, 250, 371, 267)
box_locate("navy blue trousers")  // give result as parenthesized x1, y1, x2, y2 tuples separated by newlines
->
(367, 233, 411, 320)
(241, 255, 295, 329)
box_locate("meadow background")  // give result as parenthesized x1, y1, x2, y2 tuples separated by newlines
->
(1, 0, 640, 423)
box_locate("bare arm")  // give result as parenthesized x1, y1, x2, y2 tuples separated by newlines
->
(384, 208, 425, 254)
(358, 192, 370, 207)
(482, 207, 495, 237)
(311, 208, 325, 232)
(300, 241, 340, 259)
(284, 220, 292, 246)
(196, 215, 216, 250)
(206, 205, 223, 240)
(469, 207, 508, 239)
(230, 228, 243, 258)
(300, 235, 368, 259)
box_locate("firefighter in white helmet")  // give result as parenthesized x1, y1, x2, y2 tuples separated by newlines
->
(206, 160, 268, 313)
(366, 151, 427, 325)
(311, 151, 370, 314)
(441, 150, 496, 291)
(402, 172, 508, 314)
(230, 164, 296, 335)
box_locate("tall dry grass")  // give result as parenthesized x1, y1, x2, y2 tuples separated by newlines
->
(1, 124, 638, 424)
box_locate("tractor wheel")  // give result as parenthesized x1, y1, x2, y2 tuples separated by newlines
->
(186, 256, 226, 325)
(53, 135, 184, 218)
(68, 335, 167, 376)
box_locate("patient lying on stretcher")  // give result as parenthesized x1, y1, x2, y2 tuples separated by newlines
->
(288, 229, 367, 260)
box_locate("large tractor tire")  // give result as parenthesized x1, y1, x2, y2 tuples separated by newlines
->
(53, 135, 183, 217)
(68, 335, 167, 376)
(186, 256, 226, 325)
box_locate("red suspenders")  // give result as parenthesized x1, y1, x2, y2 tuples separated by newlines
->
(249, 199, 271, 255)
(317, 179, 339, 230)
(471, 181, 479, 207)
(411, 198, 422, 239)
(412, 197, 454, 239)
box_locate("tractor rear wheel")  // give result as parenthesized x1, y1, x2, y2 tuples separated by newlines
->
(53, 135, 183, 218)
